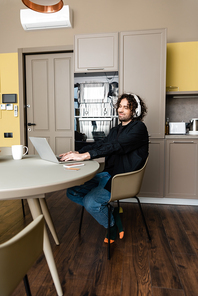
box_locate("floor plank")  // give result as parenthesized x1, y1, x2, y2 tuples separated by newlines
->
(121, 203, 152, 295)
(90, 248, 123, 296)
(173, 252, 198, 296)
(160, 205, 196, 254)
(176, 205, 198, 232)
(152, 287, 185, 296)
(146, 205, 182, 289)
(186, 231, 198, 254)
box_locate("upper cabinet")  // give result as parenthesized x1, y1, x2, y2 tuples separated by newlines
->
(74, 32, 118, 73)
(74, 29, 167, 138)
(166, 42, 198, 92)
(119, 28, 167, 138)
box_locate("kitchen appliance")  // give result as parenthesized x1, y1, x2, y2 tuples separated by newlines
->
(169, 122, 186, 134)
(189, 118, 198, 135)
(74, 81, 118, 150)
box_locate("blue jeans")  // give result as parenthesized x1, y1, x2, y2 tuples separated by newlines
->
(67, 172, 114, 229)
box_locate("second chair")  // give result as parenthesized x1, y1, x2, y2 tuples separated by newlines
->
(0, 215, 44, 296)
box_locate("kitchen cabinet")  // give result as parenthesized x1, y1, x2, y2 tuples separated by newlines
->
(119, 28, 167, 138)
(165, 138, 198, 199)
(139, 139, 164, 197)
(166, 42, 198, 92)
(74, 32, 118, 73)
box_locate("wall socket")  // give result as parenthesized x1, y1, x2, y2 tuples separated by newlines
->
(4, 132, 13, 138)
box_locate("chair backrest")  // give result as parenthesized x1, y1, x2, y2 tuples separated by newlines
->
(0, 147, 12, 156)
(0, 215, 44, 296)
(110, 157, 149, 202)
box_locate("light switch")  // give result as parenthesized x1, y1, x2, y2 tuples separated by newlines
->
(1, 104, 6, 110)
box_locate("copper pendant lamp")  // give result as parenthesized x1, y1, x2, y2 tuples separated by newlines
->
(22, 0, 64, 13)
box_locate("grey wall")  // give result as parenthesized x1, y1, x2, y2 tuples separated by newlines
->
(166, 97, 198, 123)
(0, 0, 198, 53)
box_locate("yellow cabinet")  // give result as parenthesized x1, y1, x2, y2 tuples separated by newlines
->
(166, 42, 198, 91)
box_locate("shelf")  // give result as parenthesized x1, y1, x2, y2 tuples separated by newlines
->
(75, 116, 118, 118)
(166, 91, 198, 98)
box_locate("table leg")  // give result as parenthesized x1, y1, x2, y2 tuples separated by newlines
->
(27, 198, 63, 296)
(39, 197, 60, 245)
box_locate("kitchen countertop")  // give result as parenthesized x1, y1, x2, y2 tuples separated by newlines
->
(165, 134, 198, 139)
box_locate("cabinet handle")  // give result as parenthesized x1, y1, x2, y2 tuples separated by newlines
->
(87, 68, 104, 71)
(173, 141, 194, 144)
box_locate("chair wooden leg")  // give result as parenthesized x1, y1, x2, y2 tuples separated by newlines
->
(79, 206, 84, 234)
(21, 199, 25, 217)
(23, 274, 32, 296)
(108, 203, 111, 260)
(134, 196, 151, 241)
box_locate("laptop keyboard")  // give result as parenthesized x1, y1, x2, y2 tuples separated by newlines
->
(56, 156, 64, 162)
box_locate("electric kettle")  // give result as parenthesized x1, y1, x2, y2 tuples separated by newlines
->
(189, 118, 198, 135)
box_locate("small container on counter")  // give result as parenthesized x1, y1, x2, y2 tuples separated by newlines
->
(165, 118, 169, 135)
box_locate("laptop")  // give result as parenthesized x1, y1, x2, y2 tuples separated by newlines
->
(29, 137, 65, 164)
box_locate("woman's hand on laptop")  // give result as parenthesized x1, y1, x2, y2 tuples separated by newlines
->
(59, 151, 90, 161)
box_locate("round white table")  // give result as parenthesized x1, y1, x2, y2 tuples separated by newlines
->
(0, 155, 99, 296)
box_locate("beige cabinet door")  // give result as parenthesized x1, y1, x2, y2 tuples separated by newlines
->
(74, 32, 118, 73)
(139, 139, 164, 198)
(119, 28, 167, 138)
(26, 52, 74, 155)
(165, 139, 198, 199)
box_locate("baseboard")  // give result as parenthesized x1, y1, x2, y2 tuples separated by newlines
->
(120, 197, 198, 206)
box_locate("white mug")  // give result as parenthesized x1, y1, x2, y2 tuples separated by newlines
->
(12, 145, 28, 160)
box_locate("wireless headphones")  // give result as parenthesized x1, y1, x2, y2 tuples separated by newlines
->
(126, 93, 141, 117)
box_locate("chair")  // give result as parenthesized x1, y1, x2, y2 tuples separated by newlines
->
(0, 147, 26, 216)
(79, 157, 151, 259)
(0, 215, 44, 296)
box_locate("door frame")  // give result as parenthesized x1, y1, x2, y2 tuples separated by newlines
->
(18, 45, 73, 146)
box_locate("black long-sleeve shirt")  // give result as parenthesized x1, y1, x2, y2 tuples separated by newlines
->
(79, 120, 149, 191)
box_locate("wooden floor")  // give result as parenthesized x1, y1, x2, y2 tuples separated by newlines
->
(1, 191, 198, 296)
